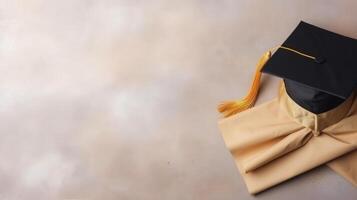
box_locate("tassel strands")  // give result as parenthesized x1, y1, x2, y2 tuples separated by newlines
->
(218, 50, 272, 118)
(217, 46, 317, 118)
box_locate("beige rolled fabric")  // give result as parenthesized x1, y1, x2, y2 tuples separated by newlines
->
(218, 86, 357, 194)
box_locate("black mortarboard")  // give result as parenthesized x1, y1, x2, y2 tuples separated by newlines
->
(218, 21, 357, 117)
(261, 21, 357, 113)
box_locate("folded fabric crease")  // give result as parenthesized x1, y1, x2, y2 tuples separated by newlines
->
(218, 85, 357, 194)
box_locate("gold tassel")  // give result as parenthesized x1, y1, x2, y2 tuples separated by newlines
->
(218, 50, 272, 118)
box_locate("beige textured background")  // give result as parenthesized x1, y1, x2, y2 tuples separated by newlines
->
(0, 0, 356, 199)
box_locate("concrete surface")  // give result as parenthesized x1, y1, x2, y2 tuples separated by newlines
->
(0, 0, 356, 199)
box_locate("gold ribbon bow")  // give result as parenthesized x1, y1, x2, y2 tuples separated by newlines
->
(218, 86, 357, 194)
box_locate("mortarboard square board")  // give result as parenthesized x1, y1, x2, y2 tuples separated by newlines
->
(261, 21, 357, 100)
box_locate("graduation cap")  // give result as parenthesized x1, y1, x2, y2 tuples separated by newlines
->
(217, 22, 357, 194)
(218, 21, 357, 117)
